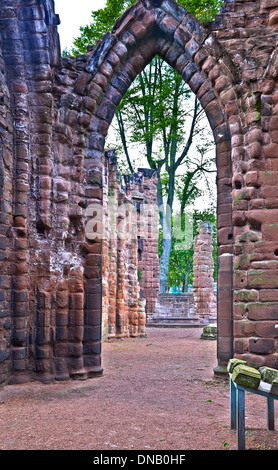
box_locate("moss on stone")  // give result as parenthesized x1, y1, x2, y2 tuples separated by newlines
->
(227, 358, 247, 373)
(234, 289, 258, 302)
(271, 377, 278, 396)
(233, 192, 247, 205)
(232, 364, 261, 389)
(237, 231, 259, 242)
(259, 366, 278, 384)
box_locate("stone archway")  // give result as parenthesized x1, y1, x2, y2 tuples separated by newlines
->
(81, 0, 237, 371)
(1, 0, 278, 384)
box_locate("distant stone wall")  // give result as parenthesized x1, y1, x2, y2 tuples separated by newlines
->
(151, 293, 198, 320)
(126, 168, 160, 317)
(102, 151, 159, 339)
(151, 220, 216, 325)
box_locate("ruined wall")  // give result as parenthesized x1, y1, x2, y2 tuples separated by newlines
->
(151, 220, 216, 326)
(0, 39, 13, 383)
(0, 0, 278, 384)
(150, 294, 198, 326)
(125, 168, 160, 317)
(102, 151, 158, 339)
(212, 0, 278, 368)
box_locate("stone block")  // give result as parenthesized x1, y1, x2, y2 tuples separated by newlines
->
(232, 364, 261, 389)
(270, 377, 278, 396)
(248, 302, 278, 320)
(259, 366, 278, 383)
(248, 271, 278, 289)
(249, 337, 275, 354)
(254, 321, 278, 338)
(227, 358, 247, 373)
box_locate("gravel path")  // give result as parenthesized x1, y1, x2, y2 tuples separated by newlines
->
(0, 328, 277, 451)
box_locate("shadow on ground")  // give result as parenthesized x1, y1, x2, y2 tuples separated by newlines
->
(0, 328, 277, 450)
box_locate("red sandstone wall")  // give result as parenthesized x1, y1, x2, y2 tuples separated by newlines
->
(212, 0, 278, 368)
(103, 150, 143, 338)
(125, 169, 160, 317)
(0, 41, 13, 384)
(1, 0, 278, 383)
(102, 151, 159, 338)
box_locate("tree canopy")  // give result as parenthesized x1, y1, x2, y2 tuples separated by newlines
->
(68, 0, 221, 293)
(69, 0, 223, 56)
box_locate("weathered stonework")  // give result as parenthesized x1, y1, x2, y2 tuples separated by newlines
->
(149, 293, 199, 326)
(102, 150, 159, 339)
(126, 169, 160, 317)
(150, 220, 216, 326)
(1, 0, 278, 384)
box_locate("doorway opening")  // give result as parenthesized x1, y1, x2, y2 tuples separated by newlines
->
(97, 55, 233, 369)
(81, 0, 237, 374)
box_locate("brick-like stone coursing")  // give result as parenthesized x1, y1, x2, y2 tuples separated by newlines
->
(1, 0, 278, 383)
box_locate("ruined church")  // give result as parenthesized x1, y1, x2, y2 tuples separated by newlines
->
(1, 0, 278, 385)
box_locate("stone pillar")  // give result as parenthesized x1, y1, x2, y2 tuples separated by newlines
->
(193, 221, 217, 323)
(126, 169, 160, 318)
(102, 152, 146, 340)
(217, 253, 233, 366)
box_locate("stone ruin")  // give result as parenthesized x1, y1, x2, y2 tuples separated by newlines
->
(102, 149, 159, 339)
(1, 0, 278, 384)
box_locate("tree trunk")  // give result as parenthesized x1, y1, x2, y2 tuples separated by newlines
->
(159, 236, 172, 294)
(183, 268, 191, 293)
(158, 200, 172, 294)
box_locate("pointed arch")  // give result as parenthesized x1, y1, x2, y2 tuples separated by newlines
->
(79, 0, 241, 367)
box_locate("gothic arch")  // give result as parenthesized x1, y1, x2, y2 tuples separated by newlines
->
(80, 0, 241, 368)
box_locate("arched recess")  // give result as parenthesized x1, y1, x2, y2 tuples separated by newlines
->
(80, 0, 242, 371)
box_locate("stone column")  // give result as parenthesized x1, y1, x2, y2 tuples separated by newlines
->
(217, 253, 233, 366)
(193, 221, 217, 323)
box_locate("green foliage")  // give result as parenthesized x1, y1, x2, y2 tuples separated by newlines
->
(162, 206, 217, 291)
(70, 0, 136, 55)
(137, 268, 143, 281)
(68, 0, 223, 55)
(178, 0, 223, 23)
(116, 57, 195, 172)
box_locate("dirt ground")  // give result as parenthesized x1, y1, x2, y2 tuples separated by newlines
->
(0, 327, 278, 452)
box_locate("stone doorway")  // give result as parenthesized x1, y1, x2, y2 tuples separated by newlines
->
(96, 0, 234, 370)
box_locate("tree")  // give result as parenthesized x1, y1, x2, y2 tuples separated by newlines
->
(70, 0, 136, 56)
(69, 0, 221, 292)
(165, 206, 217, 293)
(68, 0, 223, 56)
(110, 57, 216, 293)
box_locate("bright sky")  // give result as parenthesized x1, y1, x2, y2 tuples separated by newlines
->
(54, 0, 106, 50)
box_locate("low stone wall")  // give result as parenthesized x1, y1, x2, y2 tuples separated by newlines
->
(152, 294, 197, 318)
(149, 293, 203, 326)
